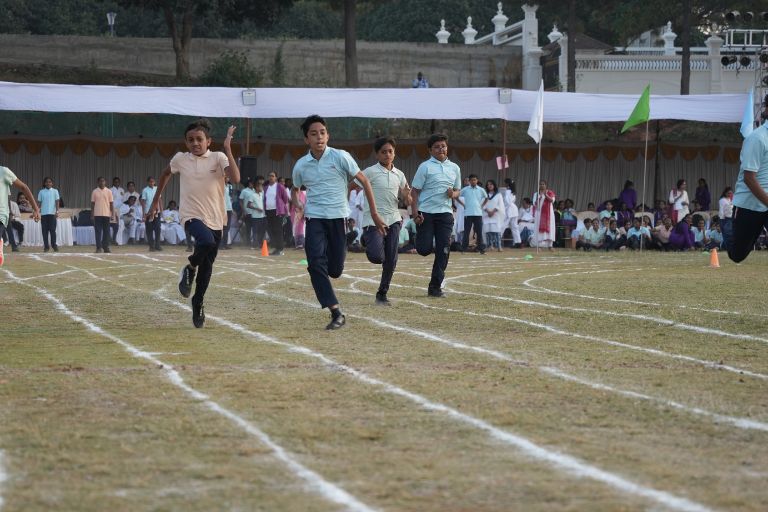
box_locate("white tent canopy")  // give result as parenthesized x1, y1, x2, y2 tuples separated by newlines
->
(0, 82, 746, 123)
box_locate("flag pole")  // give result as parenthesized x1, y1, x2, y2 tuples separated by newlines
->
(536, 138, 542, 255)
(640, 119, 649, 252)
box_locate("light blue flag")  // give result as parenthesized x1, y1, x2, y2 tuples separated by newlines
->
(740, 88, 754, 138)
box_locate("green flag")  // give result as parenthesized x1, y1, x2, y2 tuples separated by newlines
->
(621, 84, 651, 133)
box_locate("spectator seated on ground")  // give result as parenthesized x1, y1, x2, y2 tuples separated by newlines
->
(398, 223, 417, 254)
(652, 217, 674, 251)
(691, 218, 709, 249)
(603, 219, 626, 251)
(668, 214, 695, 251)
(560, 198, 577, 237)
(576, 218, 603, 251)
(599, 201, 617, 222)
(706, 221, 723, 250)
(161, 200, 187, 245)
(626, 218, 651, 250)
(119, 195, 142, 244)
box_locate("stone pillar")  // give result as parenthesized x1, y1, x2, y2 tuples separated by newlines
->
(706, 34, 724, 93)
(436, 19, 450, 44)
(521, 4, 542, 90)
(492, 2, 508, 45)
(462, 17, 477, 44)
(662, 21, 677, 56)
(557, 34, 568, 92)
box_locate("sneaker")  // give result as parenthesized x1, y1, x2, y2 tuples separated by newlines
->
(155, 245, 162, 251)
(270, 249, 285, 256)
(44, 247, 50, 253)
(178, 264, 196, 298)
(95, 248, 103, 253)
(192, 298, 205, 328)
(427, 288, 445, 298)
(52, 246, 59, 252)
(375, 292, 391, 306)
(326, 312, 346, 330)
(11, 247, 19, 252)
(104, 248, 111, 253)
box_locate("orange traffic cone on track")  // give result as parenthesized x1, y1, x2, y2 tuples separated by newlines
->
(261, 240, 269, 256)
(709, 248, 720, 268)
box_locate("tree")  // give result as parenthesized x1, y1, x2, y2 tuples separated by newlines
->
(118, 0, 292, 81)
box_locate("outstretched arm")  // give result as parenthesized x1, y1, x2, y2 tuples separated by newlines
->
(222, 125, 240, 184)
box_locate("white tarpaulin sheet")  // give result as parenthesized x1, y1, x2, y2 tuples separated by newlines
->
(0, 81, 746, 123)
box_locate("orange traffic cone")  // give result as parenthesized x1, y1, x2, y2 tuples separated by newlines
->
(709, 248, 720, 268)
(261, 240, 269, 256)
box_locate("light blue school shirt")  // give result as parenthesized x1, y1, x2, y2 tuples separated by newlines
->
(691, 227, 705, 243)
(459, 185, 487, 216)
(734, 122, 768, 212)
(224, 183, 233, 211)
(1, 166, 18, 226)
(707, 229, 723, 244)
(37, 187, 60, 216)
(627, 226, 649, 238)
(412, 157, 461, 214)
(140, 185, 157, 208)
(239, 187, 257, 218)
(250, 191, 265, 219)
(292, 147, 359, 219)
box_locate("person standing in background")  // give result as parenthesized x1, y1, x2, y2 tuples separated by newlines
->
(220, 175, 234, 249)
(668, 179, 689, 224)
(37, 176, 60, 252)
(90, 176, 114, 253)
(695, 178, 711, 212)
(718, 186, 734, 250)
(263, 171, 290, 256)
(141, 176, 162, 252)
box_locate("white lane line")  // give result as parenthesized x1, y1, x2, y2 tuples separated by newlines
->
(147, 289, 713, 512)
(340, 276, 768, 381)
(539, 367, 768, 432)
(2, 269, 377, 512)
(0, 268, 80, 284)
(249, 279, 768, 433)
(0, 450, 7, 511)
(522, 271, 768, 318)
(441, 287, 768, 346)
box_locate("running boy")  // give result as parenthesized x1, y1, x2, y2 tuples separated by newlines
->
(148, 119, 239, 328)
(411, 134, 461, 297)
(291, 114, 386, 329)
(1, 165, 40, 266)
(358, 136, 412, 305)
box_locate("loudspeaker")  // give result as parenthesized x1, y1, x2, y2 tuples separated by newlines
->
(239, 155, 258, 187)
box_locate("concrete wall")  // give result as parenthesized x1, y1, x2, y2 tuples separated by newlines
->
(0, 34, 522, 88)
(575, 68, 756, 95)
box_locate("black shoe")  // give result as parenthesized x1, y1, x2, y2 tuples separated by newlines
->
(103, 248, 111, 253)
(428, 288, 445, 298)
(375, 292, 391, 306)
(44, 247, 50, 253)
(326, 312, 346, 330)
(149, 246, 156, 252)
(192, 298, 205, 328)
(222, 245, 232, 250)
(52, 246, 59, 252)
(479, 249, 486, 255)
(270, 249, 285, 256)
(11, 247, 19, 252)
(95, 248, 103, 253)
(155, 245, 162, 251)
(178, 265, 196, 298)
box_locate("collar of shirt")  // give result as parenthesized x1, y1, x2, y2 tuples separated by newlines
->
(185, 150, 212, 160)
(429, 156, 451, 165)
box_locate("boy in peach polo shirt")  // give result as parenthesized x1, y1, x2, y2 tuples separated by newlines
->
(90, 176, 114, 253)
(148, 119, 239, 328)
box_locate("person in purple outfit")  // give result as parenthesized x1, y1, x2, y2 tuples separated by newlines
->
(668, 213, 695, 251)
(618, 180, 637, 211)
(695, 178, 711, 212)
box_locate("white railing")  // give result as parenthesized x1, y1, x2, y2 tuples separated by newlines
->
(612, 46, 709, 55)
(576, 56, 711, 71)
(723, 29, 768, 49)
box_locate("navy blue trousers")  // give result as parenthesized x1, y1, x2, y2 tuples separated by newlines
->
(362, 221, 401, 295)
(305, 217, 346, 309)
(185, 219, 222, 303)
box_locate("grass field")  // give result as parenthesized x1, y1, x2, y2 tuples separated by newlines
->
(1, 246, 767, 512)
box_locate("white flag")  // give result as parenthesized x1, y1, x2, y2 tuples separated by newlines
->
(527, 80, 544, 143)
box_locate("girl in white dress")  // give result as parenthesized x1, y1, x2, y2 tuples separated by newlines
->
(502, 178, 520, 247)
(483, 180, 506, 251)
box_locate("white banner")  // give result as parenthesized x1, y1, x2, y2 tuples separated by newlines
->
(0, 82, 746, 123)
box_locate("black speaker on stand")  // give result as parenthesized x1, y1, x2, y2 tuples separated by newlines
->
(239, 155, 259, 186)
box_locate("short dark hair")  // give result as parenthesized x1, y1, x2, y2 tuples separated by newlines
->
(301, 114, 327, 137)
(126, 181, 135, 187)
(184, 118, 212, 137)
(374, 136, 396, 153)
(427, 133, 447, 148)
(147, 176, 154, 182)
(468, 174, 478, 180)
(97, 176, 105, 182)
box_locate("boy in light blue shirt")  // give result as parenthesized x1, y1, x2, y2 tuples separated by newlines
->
(291, 114, 386, 330)
(729, 101, 768, 263)
(458, 174, 487, 254)
(411, 134, 461, 297)
(706, 221, 723, 250)
(37, 176, 60, 252)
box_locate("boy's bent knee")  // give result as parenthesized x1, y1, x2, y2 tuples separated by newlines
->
(416, 246, 432, 257)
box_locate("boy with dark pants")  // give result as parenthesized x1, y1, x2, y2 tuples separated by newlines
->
(728, 104, 768, 263)
(148, 119, 239, 328)
(0, 166, 40, 266)
(359, 137, 412, 305)
(141, 176, 162, 251)
(291, 114, 387, 329)
(91, 176, 114, 253)
(411, 134, 461, 298)
(458, 174, 487, 254)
